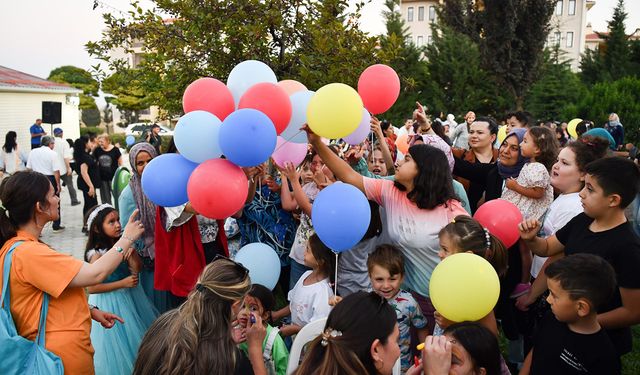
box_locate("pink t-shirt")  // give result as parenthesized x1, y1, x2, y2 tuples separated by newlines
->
(364, 178, 468, 297)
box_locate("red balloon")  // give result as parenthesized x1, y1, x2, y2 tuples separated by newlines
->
(187, 159, 248, 219)
(238, 83, 292, 135)
(473, 199, 523, 248)
(357, 64, 400, 115)
(183, 78, 235, 120)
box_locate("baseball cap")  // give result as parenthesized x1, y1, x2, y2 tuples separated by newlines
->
(53, 127, 63, 135)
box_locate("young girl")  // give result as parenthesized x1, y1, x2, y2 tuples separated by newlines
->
(501, 126, 559, 297)
(85, 204, 159, 375)
(274, 233, 335, 337)
(237, 284, 289, 375)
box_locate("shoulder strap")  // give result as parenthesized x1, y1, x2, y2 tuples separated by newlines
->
(263, 326, 280, 360)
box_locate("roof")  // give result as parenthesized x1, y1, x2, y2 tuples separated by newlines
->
(0, 66, 82, 94)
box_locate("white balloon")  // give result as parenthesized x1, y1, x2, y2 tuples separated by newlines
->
(226, 60, 277, 107)
(280, 90, 314, 144)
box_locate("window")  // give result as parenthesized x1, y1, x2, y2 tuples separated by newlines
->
(555, 31, 562, 45)
(417, 36, 424, 46)
(428, 35, 433, 45)
(408, 7, 414, 22)
(568, 0, 576, 15)
(566, 31, 574, 47)
(429, 6, 436, 21)
(406, 35, 413, 45)
(555, 0, 563, 15)
(418, 6, 425, 21)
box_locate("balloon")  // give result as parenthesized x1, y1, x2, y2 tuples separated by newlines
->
(234, 243, 281, 290)
(497, 126, 507, 144)
(567, 118, 582, 139)
(357, 64, 400, 114)
(473, 199, 523, 248)
(112, 166, 130, 194)
(182, 77, 235, 120)
(396, 133, 410, 154)
(307, 83, 364, 140)
(238, 83, 292, 135)
(342, 109, 371, 146)
(125, 135, 135, 146)
(280, 91, 314, 144)
(277, 80, 307, 96)
(187, 159, 248, 219)
(311, 182, 371, 252)
(227, 60, 277, 106)
(142, 154, 198, 207)
(272, 136, 308, 169)
(174, 110, 222, 163)
(430, 253, 500, 322)
(219, 109, 278, 167)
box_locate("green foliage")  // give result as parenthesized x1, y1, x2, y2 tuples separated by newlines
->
(102, 69, 152, 124)
(48, 66, 99, 110)
(80, 126, 103, 136)
(81, 109, 101, 127)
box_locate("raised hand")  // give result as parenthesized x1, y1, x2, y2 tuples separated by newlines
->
(518, 219, 541, 241)
(122, 209, 145, 242)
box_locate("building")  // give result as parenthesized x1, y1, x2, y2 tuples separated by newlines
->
(585, 23, 640, 51)
(0, 66, 81, 151)
(398, 0, 596, 71)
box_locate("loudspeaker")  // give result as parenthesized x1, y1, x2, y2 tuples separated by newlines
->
(42, 101, 62, 124)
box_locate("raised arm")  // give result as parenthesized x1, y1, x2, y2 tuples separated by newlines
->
(283, 162, 312, 216)
(370, 117, 395, 175)
(518, 219, 565, 257)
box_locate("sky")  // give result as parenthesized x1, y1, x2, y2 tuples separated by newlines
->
(1, 0, 639, 79)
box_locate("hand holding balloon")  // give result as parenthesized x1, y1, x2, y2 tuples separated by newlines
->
(301, 123, 321, 145)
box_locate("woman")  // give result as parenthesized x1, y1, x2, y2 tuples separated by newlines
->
(74, 135, 100, 230)
(0, 131, 27, 177)
(133, 258, 267, 375)
(305, 122, 467, 333)
(452, 116, 500, 213)
(295, 291, 400, 375)
(0, 171, 145, 374)
(93, 134, 123, 205)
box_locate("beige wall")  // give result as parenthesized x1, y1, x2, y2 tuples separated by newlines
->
(399, 0, 439, 48)
(0, 92, 80, 151)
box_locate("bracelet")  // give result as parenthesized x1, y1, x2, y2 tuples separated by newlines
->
(122, 235, 135, 243)
(114, 246, 124, 254)
(89, 304, 98, 310)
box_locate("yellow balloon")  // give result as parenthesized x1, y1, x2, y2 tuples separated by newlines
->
(307, 83, 364, 139)
(567, 118, 582, 139)
(429, 253, 500, 322)
(497, 125, 507, 144)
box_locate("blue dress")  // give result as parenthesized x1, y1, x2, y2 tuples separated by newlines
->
(88, 253, 159, 375)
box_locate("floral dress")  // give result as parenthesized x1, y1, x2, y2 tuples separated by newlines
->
(501, 162, 553, 220)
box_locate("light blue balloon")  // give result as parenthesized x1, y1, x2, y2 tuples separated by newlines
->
(280, 90, 314, 144)
(227, 60, 277, 106)
(311, 182, 371, 252)
(125, 135, 135, 146)
(141, 154, 198, 207)
(342, 109, 370, 145)
(174, 110, 222, 163)
(219, 108, 277, 167)
(234, 243, 281, 290)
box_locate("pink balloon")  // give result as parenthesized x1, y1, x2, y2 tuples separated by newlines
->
(187, 159, 248, 219)
(182, 78, 235, 120)
(343, 109, 370, 145)
(238, 83, 292, 135)
(357, 64, 400, 115)
(473, 199, 523, 248)
(272, 136, 308, 168)
(277, 80, 307, 96)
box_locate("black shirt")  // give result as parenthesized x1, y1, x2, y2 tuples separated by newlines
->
(555, 213, 640, 355)
(530, 312, 620, 375)
(93, 146, 121, 181)
(75, 153, 101, 192)
(452, 156, 504, 212)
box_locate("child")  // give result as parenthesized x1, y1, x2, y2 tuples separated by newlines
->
(435, 215, 508, 337)
(519, 156, 640, 356)
(521, 254, 620, 374)
(85, 204, 159, 375)
(367, 244, 428, 373)
(502, 126, 559, 298)
(238, 284, 289, 375)
(274, 233, 335, 337)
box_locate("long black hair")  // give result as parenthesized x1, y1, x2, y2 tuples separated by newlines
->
(73, 135, 90, 161)
(3, 131, 17, 153)
(0, 171, 51, 244)
(444, 322, 502, 375)
(84, 205, 119, 258)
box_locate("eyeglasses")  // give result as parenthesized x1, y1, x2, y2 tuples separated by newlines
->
(212, 254, 250, 278)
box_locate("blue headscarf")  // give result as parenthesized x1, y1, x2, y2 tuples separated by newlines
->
(497, 128, 529, 179)
(583, 128, 616, 150)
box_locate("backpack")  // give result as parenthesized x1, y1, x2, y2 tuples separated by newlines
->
(263, 326, 280, 375)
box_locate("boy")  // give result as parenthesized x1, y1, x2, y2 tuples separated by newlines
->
(367, 244, 428, 373)
(519, 157, 640, 355)
(521, 254, 620, 374)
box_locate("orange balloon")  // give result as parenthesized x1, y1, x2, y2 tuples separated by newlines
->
(277, 80, 307, 96)
(396, 134, 409, 154)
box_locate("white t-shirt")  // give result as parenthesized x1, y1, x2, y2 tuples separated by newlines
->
(27, 146, 63, 176)
(287, 270, 333, 327)
(531, 192, 583, 277)
(289, 182, 320, 264)
(53, 136, 72, 174)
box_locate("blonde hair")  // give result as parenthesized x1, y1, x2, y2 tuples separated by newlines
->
(97, 134, 111, 143)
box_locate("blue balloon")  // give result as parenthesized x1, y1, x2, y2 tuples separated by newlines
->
(311, 182, 371, 252)
(280, 90, 314, 144)
(227, 60, 277, 106)
(141, 154, 198, 207)
(234, 243, 281, 290)
(219, 108, 277, 167)
(125, 135, 135, 146)
(174, 110, 222, 163)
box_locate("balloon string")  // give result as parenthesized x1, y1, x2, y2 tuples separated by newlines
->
(272, 129, 305, 154)
(334, 252, 338, 298)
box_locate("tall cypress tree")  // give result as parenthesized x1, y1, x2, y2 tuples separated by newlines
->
(601, 0, 632, 80)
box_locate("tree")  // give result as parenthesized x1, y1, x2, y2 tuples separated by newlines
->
(81, 108, 101, 126)
(602, 0, 632, 81)
(102, 69, 152, 124)
(48, 66, 99, 110)
(439, 0, 556, 109)
(86, 0, 378, 117)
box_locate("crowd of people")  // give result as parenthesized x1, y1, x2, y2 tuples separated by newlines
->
(0, 106, 638, 375)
